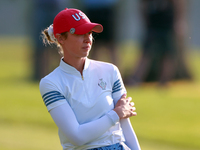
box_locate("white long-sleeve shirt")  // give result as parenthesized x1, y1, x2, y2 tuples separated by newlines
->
(39, 58, 141, 150)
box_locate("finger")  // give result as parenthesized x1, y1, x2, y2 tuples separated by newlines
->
(131, 112, 137, 116)
(126, 97, 132, 103)
(129, 102, 134, 107)
(125, 111, 137, 119)
(131, 107, 136, 111)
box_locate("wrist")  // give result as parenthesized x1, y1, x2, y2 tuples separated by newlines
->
(106, 110, 120, 125)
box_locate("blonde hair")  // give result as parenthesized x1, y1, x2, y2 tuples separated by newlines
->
(41, 26, 68, 57)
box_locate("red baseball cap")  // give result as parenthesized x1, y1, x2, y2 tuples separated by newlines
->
(53, 8, 103, 37)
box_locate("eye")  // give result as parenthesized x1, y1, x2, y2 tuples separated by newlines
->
(88, 31, 93, 35)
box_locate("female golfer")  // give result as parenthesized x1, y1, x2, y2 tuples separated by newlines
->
(39, 8, 141, 150)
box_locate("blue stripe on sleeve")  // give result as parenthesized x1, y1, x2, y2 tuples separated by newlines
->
(113, 79, 120, 87)
(44, 95, 65, 104)
(112, 88, 122, 93)
(112, 84, 121, 91)
(112, 79, 122, 93)
(42, 91, 65, 107)
(42, 91, 60, 99)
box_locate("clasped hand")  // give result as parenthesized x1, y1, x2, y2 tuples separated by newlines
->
(113, 94, 137, 119)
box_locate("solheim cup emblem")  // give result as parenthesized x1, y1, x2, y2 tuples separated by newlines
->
(98, 79, 107, 90)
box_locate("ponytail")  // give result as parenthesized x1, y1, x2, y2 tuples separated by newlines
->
(41, 24, 64, 57)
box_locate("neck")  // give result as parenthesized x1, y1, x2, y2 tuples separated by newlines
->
(63, 57, 86, 75)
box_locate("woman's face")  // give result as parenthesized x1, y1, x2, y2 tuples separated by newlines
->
(61, 31, 93, 59)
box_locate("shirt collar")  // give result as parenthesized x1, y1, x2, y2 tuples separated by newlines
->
(59, 57, 90, 75)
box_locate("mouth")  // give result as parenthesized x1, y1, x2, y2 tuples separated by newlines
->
(82, 45, 91, 51)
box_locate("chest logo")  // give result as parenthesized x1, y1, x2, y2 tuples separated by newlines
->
(98, 78, 107, 90)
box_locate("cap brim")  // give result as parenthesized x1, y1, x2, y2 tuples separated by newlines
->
(75, 23, 103, 35)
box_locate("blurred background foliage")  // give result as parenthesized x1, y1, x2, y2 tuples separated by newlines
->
(0, 0, 200, 150)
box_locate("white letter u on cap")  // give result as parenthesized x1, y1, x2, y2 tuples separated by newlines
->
(72, 13, 81, 21)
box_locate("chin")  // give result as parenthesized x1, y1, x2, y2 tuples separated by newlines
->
(84, 51, 90, 57)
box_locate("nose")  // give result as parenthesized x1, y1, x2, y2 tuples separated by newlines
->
(84, 32, 92, 43)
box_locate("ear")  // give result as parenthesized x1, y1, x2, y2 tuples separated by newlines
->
(55, 34, 64, 45)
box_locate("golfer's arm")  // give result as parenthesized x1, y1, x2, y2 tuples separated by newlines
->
(50, 103, 119, 146)
(120, 118, 141, 150)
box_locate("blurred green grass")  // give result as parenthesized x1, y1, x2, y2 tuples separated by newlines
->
(0, 37, 200, 150)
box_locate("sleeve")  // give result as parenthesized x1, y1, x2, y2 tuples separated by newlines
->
(120, 119, 141, 150)
(111, 65, 127, 105)
(50, 103, 119, 146)
(39, 78, 67, 111)
(111, 66, 141, 149)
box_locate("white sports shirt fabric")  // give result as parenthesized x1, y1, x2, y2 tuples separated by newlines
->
(39, 58, 141, 150)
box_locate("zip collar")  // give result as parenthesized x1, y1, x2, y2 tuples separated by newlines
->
(59, 57, 90, 76)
